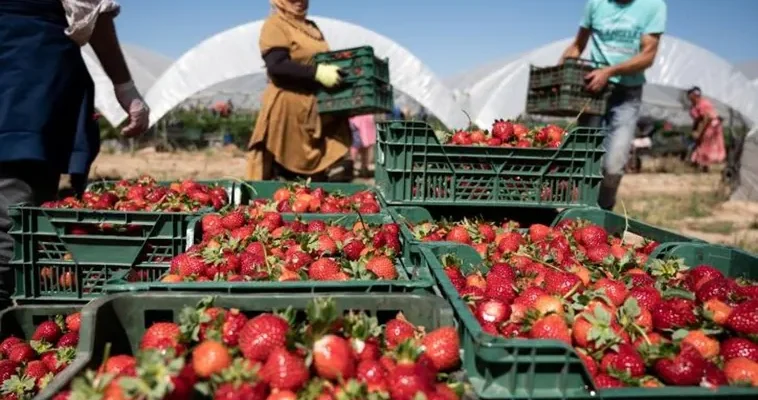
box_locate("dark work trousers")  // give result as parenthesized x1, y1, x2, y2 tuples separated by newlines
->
(0, 162, 60, 308)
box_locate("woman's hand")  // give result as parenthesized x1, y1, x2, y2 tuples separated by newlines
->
(315, 64, 342, 88)
(114, 81, 150, 137)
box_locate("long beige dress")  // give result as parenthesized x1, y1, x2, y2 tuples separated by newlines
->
(246, 13, 350, 180)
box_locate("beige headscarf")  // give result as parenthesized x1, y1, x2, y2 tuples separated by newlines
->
(270, 0, 322, 40)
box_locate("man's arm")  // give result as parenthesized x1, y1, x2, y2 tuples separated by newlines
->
(560, 27, 591, 64)
(88, 13, 131, 85)
(607, 33, 661, 76)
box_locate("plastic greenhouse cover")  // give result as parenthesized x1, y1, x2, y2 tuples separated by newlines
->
(141, 16, 467, 129)
(458, 36, 758, 130)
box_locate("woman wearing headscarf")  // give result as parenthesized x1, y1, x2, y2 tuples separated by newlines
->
(246, 0, 352, 182)
(0, 0, 149, 308)
(687, 87, 726, 172)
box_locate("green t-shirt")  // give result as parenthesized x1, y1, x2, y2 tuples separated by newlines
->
(581, 0, 667, 86)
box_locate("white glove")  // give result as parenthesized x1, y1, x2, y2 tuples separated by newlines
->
(114, 80, 149, 137)
(315, 64, 342, 88)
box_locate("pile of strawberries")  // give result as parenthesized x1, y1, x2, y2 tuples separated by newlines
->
(41, 175, 229, 213)
(0, 312, 81, 399)
(56, 298, 464, 400)
(248, 183, 381, 214)
(156, 212, 403, 283)
(431, 218, 758, 389)
(443, 120, 567, 148)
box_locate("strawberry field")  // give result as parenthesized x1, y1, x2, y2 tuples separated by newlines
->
(2, 124, 758, 400)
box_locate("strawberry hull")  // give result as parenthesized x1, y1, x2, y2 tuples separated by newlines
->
(420, 240, 758, 400)
(41, 292, 457, 398)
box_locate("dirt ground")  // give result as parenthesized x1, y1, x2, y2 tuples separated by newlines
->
(87, 149, 758, 254)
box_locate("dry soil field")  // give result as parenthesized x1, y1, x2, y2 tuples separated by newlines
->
(86, 148, 758, 254)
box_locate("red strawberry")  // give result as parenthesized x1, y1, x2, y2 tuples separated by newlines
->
(388, 354, 435, 400)
(220, 309, 248, 347)
(65, 313, 81, 333)
(359, 202, 381, 214)
(139, 322, 182, 354)
(591, 278, 628, 307)
(366, 255, 397, 280)
(308, 258, 341, 281)
(585, 244, 611, 263)
(57, 332, 79, 348)
(41, 347, 76, 373)
(24, 360, 49, 386)
(421, 327, 460, 373)
(696, 277, 736, 303)
(497, 232, 523, 253)
(721, 337, 758, 362)
(313, 334, 356, 380)
(261, 347, 309, 391)
(594, 374, 623, 388)
(356, 359, 387, 384)
(445, 226, 471, 245)
(477, 224, 497, 243)
(177, 256, 205, 278)
(342, 240, 365, 261)
(685, 265, 723, 291)
(200, 214, 224, 235)
(104, 355, 137, 376)
(484, 272, 516, 303)
(8, 343, 36, 363)
(443, 265, 466, 292)
(475, 299, 511, 326)
(32, 320, 63, 343)
(307, 220, 328, 233)
(544, 271, 583, 297)
(702, 362, 728, 387)
(576, 225, 608, 247)
(0, 360, 19, 382)
(0, 337, 24, 356)
(628, 286, 662, 310)
(605, 344, 645, 377)
(528, 314, 571, 345)
(221, 211, 246, 230)
(385, 317, 415, 349)
(654, 344, 706, 386)
(528, 224, 551, 243)
(314, 235, 338, 256)
(737, 284, 758, 298)
(726, 299, 758, 335)
(238, 314, 289, 362)
(213, 382, 267, 400)
(651, 298, 697, 331)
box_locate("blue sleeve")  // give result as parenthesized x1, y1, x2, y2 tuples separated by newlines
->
(580, 0, 595, 28)
(644, 0, 667, 34)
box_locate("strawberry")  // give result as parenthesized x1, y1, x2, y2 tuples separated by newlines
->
(32, 320, 63, 343)
(591, 278, 628, 307)
(0, 337, 24, 356)
(341, 239, 365, 261)
(421, 327, 460, 372)
(237, 313, 289, 362)
(65, 313, 81, 333)
(214, 382, 268, 399)
(219, 309, 248, 347)
(443, 264, 466, 292)
(41, 347, 76, 373)
(594, 374, 623, 388)
(696, 277, 736, 303)
(139, 322, 182, 354)
(737, 284, 758, 298)
(388, 346, 435, 400)
(681, 330, 720, 360)
(484, 272, 516, 303)
(628, 286, 662, 311)
(385, 317, 415, 349)
(24, 360, 49, 386)
(721, 337, 758, 362)
(0, 360, 19, 382)
(603, 344, 645, 377)
(307, 220, 328, 232)
(201, 214, 224, 236)
(261, 347, 309, 391)
(313, 334, 356, 380)
(654, 344, 706, 386)
(192, 340, 231, 378)
(365, 255, 397, 280)
(57, 332, 79, 348)
(356, 359, 387, 384)
(576, 349, 597, 377)
(585, 244, 611, 263)
(651, 298, 697, 331)
(475, 299, 511, 326)
(544, 271, 582, 297)
(359, 202, 381, 214)
(576, 225, 608, 247)
(497, 232, 523, 253)
(177, 256, 205, 278)
(8, 343, 36, 363)
(308, 258, 341, 281)
(445, 226, 471, 245)
(723, 357, 758, 387)
(702, 362, 728, 387)
(726, 299, 758, 335)
(220, 211, 246, 230)
(528, 314, 571, 345)
(685, 265, 723, 291)
(528, 224, 551, 243)
(104, 355, 137, 376)
(314, 235, 338, 256)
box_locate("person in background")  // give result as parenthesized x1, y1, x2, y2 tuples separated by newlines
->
(560, 0, 666, 210)
(247, 0, 352, 182)
(390, 106, 404, 120)
(687, 87, 726, 172)
(0, 0, 149, 308)
(349, 114, 377, 178)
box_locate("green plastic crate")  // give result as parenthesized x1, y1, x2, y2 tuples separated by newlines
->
(103, 213, 434, 295)
(233, 181, 383, 214)
(317, 78, 394, 116)
(420, 243, 758, 400)
(527, 84, 610, 117)
(314, 46, 390, 83)
(375, 120, 605, 208)
(528, 58, 605, 90)
(41, 292, 456, 398)
(8, 181, 235, 304)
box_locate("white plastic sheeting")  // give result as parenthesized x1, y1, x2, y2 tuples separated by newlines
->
(82, 44, 173, 126)
(458, 36, 758, 129)
(143, 16, 467, 128)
